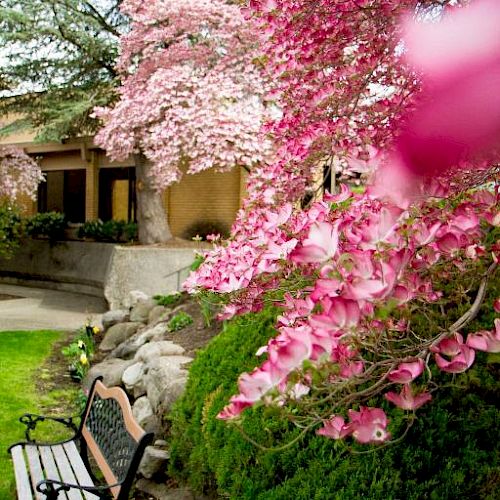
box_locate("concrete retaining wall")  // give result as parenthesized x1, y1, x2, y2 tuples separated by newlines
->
(0, 239, 196, 309)
(104, 246, 195, 310)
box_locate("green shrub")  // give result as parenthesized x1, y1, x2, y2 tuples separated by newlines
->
(0, 204, 23, 258)
(167, 311, 194, 332)
(25, 211, 66, 241)
(169, 303, 500, 499)
(154, 292, 182, 307)
(77, 219, 137, 242)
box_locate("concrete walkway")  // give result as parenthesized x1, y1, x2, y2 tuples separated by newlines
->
(0, 284, 107, 331)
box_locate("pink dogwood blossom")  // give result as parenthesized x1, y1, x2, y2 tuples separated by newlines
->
(432, 333, 476, 373)
(316, 416, 350, 440)
(466, 319, 500, 353)
(385, 385, 432, 411)
(291, 222, 339, 264)
(347, 407, 390, 445)
(388, 359, 424, 384)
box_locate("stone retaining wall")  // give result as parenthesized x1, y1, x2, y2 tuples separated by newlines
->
(0, 239, 196, 309)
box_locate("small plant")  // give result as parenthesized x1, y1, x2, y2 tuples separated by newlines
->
(61, 322, 100, 381)
(77, 219, 137, 242)
(154, 292, 182, 307)
(25, 211, 66, 241)
(167, 311, 193, 332)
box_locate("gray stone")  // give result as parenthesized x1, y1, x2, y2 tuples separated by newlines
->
(132, 396, 154, 427)
(130, 298, 157, 323)
(148, 305, 169, 324)
(145, 356, 192, 411)
(135, 480, 195, 500)
(109, 323, 168, 359)
(122, 362, 147, 397)
(134, 341, 185, 363)
(101, 309, 129, 330)
(138, 446, 171, 479)
(156, 376, 188, 414)
(82, 358, 135, 392)
(99, 322, 143, 352)
(126, 290, 149, 309)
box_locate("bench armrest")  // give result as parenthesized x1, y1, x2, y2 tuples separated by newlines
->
(36, 477, 119, 499)
(19, 413, 79, 442)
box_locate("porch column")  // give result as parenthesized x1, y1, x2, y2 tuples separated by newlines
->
(85, 149, 99, 221)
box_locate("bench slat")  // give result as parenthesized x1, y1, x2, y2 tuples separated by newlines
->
(25, 446, 45, 500)
(38, 446, 68, 500)
(62, 442, 99, 500)
(10, 446, 33, 500)
(51, 445, 85, 500)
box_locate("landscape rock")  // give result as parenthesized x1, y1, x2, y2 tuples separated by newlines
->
(156, 376, 189, 414)
(82, 358, 135, 392)
(130, 298, 157, 323)
(99, 322, 143, 352)
(109, 323, 168, 359)
(101, 309, 129, 330)
(122, 362, 147, 397)
(148, 305, 169, 325)
(135, 480, 196, 500)
(125, 290, 149, 309)
(145, 356, 192, 411)
(134, 341, 185, 363)
(138, 446, 171, 479)
(132, 396, 154, 427)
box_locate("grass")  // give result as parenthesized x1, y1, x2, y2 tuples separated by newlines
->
(0, 329, 77, 498)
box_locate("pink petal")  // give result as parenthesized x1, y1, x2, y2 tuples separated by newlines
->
(388, 359, 424, 384)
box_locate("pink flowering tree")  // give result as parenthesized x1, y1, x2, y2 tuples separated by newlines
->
(186, 0, 500, 447)
(0, 146, 43, 203)
(0, 146, 43, 257)
(94, 0, 273, 243)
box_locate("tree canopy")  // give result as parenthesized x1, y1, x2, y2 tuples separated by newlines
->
(94, 0, 273, 191)
(0, 0, 125, 141)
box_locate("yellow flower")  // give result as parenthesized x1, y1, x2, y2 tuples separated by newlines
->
(80, 353, 88, 365)
(77, 340, 85, 349)
(92, 326, 100, 335)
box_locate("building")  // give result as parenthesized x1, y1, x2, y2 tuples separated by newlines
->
(0, 121, 246, 238)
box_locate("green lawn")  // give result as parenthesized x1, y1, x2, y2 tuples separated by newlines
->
(0, 330, 64, 497)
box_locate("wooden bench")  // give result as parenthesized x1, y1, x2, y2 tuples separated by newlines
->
(8, 378, 154, 499)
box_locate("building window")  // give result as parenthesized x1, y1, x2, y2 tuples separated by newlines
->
(37, 169, 86, 223)
(99, 167, 136, 222)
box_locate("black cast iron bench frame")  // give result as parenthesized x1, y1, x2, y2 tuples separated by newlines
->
(8, 377, 154, 500)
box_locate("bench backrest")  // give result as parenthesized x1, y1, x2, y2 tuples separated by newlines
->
(80, 378, 153, 499)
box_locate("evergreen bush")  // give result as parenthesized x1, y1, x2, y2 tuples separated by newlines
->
(169, 301, 500, 499)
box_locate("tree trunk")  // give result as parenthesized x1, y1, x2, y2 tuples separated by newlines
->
(134, 153, 173, 244)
